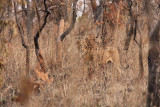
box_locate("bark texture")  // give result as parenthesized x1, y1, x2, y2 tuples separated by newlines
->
(146, 0, 160, 106)
(57, 19, 64, 67)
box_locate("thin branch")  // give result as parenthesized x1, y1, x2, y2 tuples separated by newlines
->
(137, 23, 144, 79)
(83, 0, 85, 14)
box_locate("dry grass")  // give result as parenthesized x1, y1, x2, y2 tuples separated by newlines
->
(0, 15, 149, 107)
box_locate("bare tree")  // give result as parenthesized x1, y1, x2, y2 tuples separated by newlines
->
(14, 2, 30, 77)
(60, 0, 78, 41)
(52, 0, 78, 68)
(34, 0, 50, 73)
(14, 0, 51, 77)
(55, 0, 67, 67)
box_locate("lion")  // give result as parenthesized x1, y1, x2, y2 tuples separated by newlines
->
(93, 47, 122, 75)
(79, 36, 123, 76)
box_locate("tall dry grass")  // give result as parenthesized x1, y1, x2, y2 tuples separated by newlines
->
(0, 14, 149, 107)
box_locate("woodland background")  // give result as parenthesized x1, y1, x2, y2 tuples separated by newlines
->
(0, 0, 159, 107)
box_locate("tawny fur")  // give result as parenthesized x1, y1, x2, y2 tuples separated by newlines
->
(80, 37, 122, 74)
(94, 47, 122, 74)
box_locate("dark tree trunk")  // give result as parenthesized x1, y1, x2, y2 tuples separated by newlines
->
(102, 2, 108, 45)
(124, 0, 137, 51)
(147, 21, 160, 107)
(145, 0, 160, 106)
(26, 48, 30, 77)
(34, 0, 50, 72)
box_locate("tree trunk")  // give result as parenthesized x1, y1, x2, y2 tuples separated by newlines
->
(34, 0, 50, 73)
(102, 3, 108, 45)
(60, 0, 78, 41)
(145, 0, 160, 106)
(14, 2, 30, 78)
(147, 21, 160, 107)
(26, 48, 30, 77)
(57, 19, 64, 67)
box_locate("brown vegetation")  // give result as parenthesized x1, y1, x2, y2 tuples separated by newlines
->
(0, 0, 159, 107)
